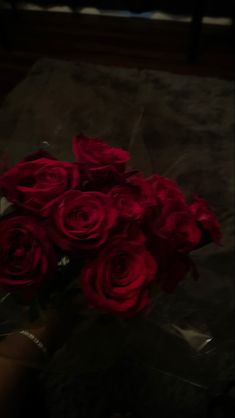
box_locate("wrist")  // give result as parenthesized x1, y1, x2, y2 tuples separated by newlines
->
(0, 331, 46, 366)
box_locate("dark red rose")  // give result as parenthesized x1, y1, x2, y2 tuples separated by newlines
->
(0, 156, 79, 213)
(73, 135, 129, 181)
(190, 197, 221, 244)
(45, 190, 117, 251)
(147, 237, 197, 292)
(148, 174, 186, 203)
(111, 221, 147, 247)
(0, 215, 56, 290)
(109, 175, 154, 221)
(81, 236, 157, 315)
(147, 199, 201, 252)
(158, 251, 196, 292)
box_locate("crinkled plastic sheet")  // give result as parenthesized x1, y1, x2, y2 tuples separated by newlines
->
(0, 289, 215, 384)
(0, 141, 230, 394)
(0, 244, 219, 384)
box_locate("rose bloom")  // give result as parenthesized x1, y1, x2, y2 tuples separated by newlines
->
(147, 199, 202, 252)
(109, 175, 154, 221)
(0, 215, 56, 290)
(159, 252, 195, 292)
(45, 190, 117, 251)
(81, 235, 157, 315)
(190, 196, 221, 244)
(73, 135, 129, 181)
(148, 174, 186, 203)
(149, 236, 196, 292)
(0, 153, 79, 213)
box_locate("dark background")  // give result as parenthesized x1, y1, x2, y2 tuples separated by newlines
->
(4, 0, 235, 16)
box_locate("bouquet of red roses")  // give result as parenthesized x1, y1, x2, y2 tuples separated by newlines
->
(0, 135, 221, 317)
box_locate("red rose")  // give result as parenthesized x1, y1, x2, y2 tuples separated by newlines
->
(73, 135, 129, 181)
(109, 175, 154, 221)
(81, 236, 157, 315)
(148, 174, 186, 203)
(147, 199, 201, 252)
(0, 215, 56, 290)
(45, 190, 117, 251)
(147, 236, 197, 292)
(0, 156, 79, 213)
(158, 252, 195, 292)
(190, 197, 221, 244)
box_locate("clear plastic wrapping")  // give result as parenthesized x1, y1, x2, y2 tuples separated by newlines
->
(0, 142, 233, 402)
